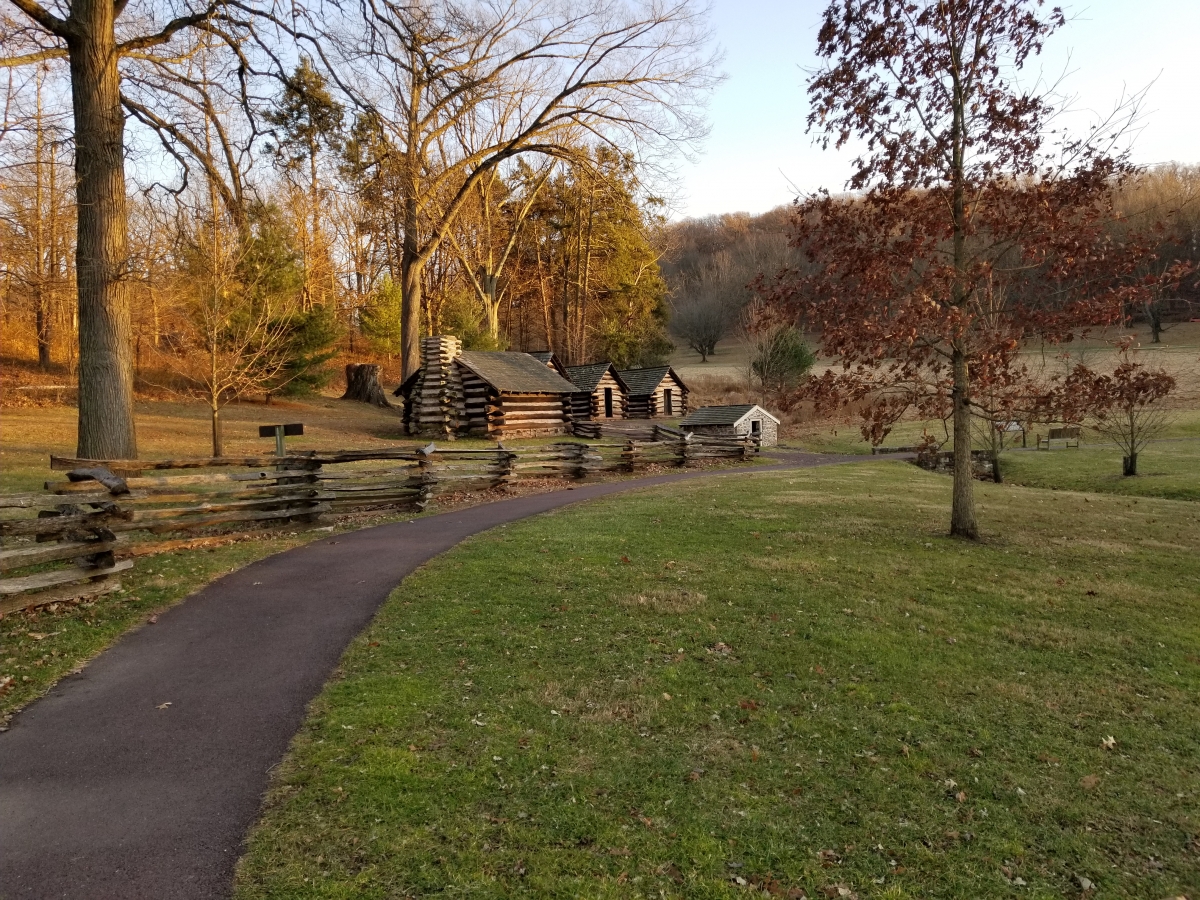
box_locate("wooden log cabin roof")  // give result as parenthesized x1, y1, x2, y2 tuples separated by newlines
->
(616, 366, 687, 396)
(524, 350, 570, 379)
(457, 352, 578, 394)
(680, 404, 780, 427)
(563, 363, 629, 394)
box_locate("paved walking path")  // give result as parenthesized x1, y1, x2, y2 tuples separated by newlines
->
(0, 453, 864, 899)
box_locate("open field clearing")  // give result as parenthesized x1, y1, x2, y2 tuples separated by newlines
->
(0, 398, 407, 492)
(235, 462, 1200, 899)
(790, 410, 1200, 503)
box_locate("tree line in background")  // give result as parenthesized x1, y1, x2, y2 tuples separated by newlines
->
(661, 167, 1200, 367)
(0, 0, 717, 458)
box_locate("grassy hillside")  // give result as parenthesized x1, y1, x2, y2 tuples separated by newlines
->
(235, 462, 1200, 899)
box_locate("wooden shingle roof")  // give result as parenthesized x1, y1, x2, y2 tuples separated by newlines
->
(617, 366, 686, 396)
(457, 352, 577, 393)
(564, 363, 628, 393)
(680, 404, 780, 427)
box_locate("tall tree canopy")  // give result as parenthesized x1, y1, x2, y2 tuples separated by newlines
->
(322, 0, 717, 380)
(761, 0, 1165, 539)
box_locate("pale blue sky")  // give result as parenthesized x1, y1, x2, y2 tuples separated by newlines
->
(674, 0, 1200, 219)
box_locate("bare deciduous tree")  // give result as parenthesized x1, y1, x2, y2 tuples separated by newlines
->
(322, 0, 718, 379)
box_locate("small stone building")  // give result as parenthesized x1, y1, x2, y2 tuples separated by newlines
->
(400, 336, 576, 438)
(617, 366, 689, 419)
(563, 363, 629, 421)
(679, 404, 780, 446)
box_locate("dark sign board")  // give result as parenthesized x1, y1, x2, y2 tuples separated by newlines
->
(258, 423, 304, 437)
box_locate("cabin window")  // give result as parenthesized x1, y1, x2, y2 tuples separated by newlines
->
(663, 389, 673, 416)
(751, 419, 761, 435)
(604, 387, 614, 418)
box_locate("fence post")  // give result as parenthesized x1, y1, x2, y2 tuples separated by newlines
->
(416, 443, 438, 509)
(493, 442, 516, 491)
(570, 442, 589, 479)
(622, 440, 637, 473)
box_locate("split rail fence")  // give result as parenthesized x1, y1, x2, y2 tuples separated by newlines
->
(0, 435, 755, 617)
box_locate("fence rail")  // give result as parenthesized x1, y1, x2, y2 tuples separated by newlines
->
(1, 435, 755, 617)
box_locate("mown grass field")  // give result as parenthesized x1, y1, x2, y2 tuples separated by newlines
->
(792, 409, 1200, 504)
(235, 462, 1200, 899)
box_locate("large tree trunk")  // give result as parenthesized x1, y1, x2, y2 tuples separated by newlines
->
(950, 348, 978, 538)
(400, 253, 422, 381)
(68, 0, 138, 460)
(341, 363, 391, 407)
(482, 272, 500, 342)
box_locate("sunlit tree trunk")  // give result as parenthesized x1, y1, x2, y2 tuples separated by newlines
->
(69, 0, 138, 459)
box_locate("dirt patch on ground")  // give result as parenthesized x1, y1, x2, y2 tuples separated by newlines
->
(617, 589, 707, 614)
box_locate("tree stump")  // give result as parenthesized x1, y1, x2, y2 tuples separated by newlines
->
(341, 364, 392, 408)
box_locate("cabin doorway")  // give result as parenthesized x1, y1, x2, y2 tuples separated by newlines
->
(663, 389, 674, 416)
(751, 419, 761, 437)
(604, 387, 614, 418)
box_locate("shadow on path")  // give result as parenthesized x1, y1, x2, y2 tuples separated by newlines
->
(0, 452, 866, 899)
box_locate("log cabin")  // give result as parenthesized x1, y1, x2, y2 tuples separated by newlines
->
(617, 366, 689, 419)
(457, 351, 577, 438)
(679, 404, 780, 447)
(563, 363, 629, 421)
(398, 336, 576, 438)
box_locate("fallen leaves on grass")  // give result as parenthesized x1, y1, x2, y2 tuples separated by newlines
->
(744, 872, 807, 897)
(1080, 774, 1101, 791)
(1101, 735, 1117, 750)
(620, 589, 706, 613)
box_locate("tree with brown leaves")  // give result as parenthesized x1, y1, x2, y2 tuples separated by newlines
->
(1065, 345, 1175, 477)
(761, 0, 1164, 539)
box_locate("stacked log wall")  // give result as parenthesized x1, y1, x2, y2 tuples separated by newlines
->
(412, 336, 465, 437)
(461, 369, 497, 436)
(589, 370, 628, 420)
(489, 393, 570, 438)
(648, 373, 687, 418)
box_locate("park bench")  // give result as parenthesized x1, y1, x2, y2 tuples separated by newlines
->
(1036, 426, 1080, 450)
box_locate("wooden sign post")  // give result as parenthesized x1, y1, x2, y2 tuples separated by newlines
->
(258, 423, 304, 457)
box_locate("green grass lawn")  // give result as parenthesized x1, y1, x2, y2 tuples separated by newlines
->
(235, 462, 1200, 899)
(791, 411, 1200, 503)
(1003, 442, 1200, 502)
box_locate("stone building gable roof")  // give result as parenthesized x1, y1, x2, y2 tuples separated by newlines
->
(564, 363, 628, 393)
(457, 352, 578, 393)
(679, 404, 780, 427)
(616, 366, 687, 396)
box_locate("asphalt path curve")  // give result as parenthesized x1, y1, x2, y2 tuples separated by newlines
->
(0, 451, 867, 899)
